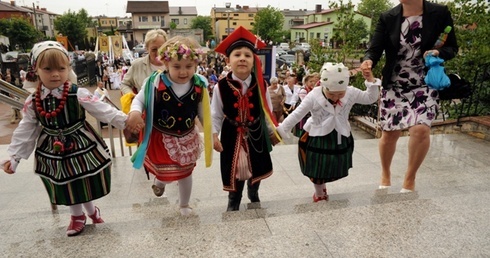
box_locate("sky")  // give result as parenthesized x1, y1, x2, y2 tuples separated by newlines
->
(18, 0, 401, 17)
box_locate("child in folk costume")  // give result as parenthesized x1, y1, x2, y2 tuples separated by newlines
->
(125, 36, 213, 216)
(276, 63, 380, 202)
(211, 26, 281, 211)
(1, 41, 128, 236)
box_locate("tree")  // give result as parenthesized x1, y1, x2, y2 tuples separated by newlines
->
(356, 0, 393, 36)
(252, 6, 285, 43)
(170, 21, 177, 30)
(54, 9, 92, 50)
(0, 17, 42, 51)
(191, 16, 213, 41)
(444, 0, 490, 116)
(330, 0, 369, 64)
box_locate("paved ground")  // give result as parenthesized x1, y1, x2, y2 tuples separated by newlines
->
(3, 86, 489, 257)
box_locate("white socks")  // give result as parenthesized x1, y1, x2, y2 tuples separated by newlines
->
(69, 202, 96, 216)
(314, 183, 326, 198)
(82, 202, 96, 217)
(69, 204, 84, 216)
(178, 175, 193, 216)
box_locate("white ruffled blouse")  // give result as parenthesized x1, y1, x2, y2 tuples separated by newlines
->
(277, 79, 381, 144)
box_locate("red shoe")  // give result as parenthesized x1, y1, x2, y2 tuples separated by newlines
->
(313, 188, 329, 202)
(66, 214, 86, 237)
(88, 206, 104, 224)
(313, 193, 328, 202)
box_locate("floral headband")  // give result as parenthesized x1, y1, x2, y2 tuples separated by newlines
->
(160, 43, 202, 62)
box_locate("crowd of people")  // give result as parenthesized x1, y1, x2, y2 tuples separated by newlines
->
(1, 0, 458, 238)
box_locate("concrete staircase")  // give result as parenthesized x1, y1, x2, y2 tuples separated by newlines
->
(1, 134, 489, 257)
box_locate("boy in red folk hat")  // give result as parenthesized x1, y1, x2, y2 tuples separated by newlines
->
(211, 26, 281, 211)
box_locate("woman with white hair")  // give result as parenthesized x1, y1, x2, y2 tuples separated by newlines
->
(268, 76, 286, 122)
(276, 63, 380, 202)
(120, 29, 168, 94)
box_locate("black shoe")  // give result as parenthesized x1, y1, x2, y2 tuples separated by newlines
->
(227, 191, 242, 211)
(247, 180, 260, 203)
(226, 181, 244, 211)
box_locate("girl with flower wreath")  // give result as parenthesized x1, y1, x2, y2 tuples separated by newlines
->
(1, 41, 128, 237)
(125, 36, 213, 216)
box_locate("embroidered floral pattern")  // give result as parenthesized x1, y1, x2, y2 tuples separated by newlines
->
(162, 128, 202, 165)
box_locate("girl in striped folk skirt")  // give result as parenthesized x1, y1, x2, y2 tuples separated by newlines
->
(1, 41, 128, 237)
(277, 63, 380, 202)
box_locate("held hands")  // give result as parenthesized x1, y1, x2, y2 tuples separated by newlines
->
(213, 133, 223, 152)
(126, 111, 145, 134)
(269, 133, 281, 146)
(360, 61, 375, 83)
(1, 157, 19, 174)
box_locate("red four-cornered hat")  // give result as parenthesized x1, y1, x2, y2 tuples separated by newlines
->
(215, 26, 267, 56)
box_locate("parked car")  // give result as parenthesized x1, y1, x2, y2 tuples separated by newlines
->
(278, 54, 295, 66)
(287, 46, 304, 55)
(278, 42, 290, 51)
(132, 43, 147, 57)
(276, 50, 288, 57)
(299, 42, 311, 52)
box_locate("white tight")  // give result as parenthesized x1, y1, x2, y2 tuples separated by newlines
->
(154, 175, 193, 208)
(314, 183, 326, 197)
(69, 201, 96, 216)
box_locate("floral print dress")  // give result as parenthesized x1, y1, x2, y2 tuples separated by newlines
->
(380, 16, 439, 131)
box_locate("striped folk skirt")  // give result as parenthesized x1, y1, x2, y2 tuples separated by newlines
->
(298, 130, 354, 184)
(41, 168, 111, 205)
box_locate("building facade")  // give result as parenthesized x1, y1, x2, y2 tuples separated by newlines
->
(210, 4, 258, 41)
(169, 6, 197, 29)
(126, 0, 170, 45)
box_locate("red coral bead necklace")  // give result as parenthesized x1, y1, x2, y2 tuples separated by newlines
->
(35, 81, 69, 119)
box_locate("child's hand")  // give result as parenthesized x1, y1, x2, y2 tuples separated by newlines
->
(270, 133, 281, 146)
(126, 111, 145, 134)
(213, 133, 223, 152)
(1, 158, 18, 174)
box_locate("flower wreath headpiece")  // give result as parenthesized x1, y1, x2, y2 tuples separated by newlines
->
(160, 42, 202, 62)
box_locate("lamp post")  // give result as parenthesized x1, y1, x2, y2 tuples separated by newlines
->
(225, 2, 231, 38)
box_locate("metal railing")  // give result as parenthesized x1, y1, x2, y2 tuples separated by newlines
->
(0, 79, 30, 109)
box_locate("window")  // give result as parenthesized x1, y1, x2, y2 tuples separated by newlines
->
(232, 22, 237, 26)
(183, 18, 187, 25)
(233, 13, 239, 16)
(139, 16, 148, 22)
(248, 14, 254, 17)
(171, 19, 179, 24)
(327, 18, 331, 22)
(152, 16, 159, 22)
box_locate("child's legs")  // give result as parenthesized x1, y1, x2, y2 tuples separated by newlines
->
(313, 182, 327, 197)
(69, 204, 84, 216)
(154, 178, 166, 188)
(82, 201, 96, 216)
(178, 175, 192, 208)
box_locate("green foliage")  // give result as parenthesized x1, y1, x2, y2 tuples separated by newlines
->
(252, 6, 285, 43)
(444, 0, 490, 117)
(329, 0, 369, 63)
(54, 9, 91, 50)
(190, 16, 213, 42)
(0, 18, 42, 51)
(356, 0, 393, 36)
(307, 38, 336, 72)
(170, 21, 177, 30)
